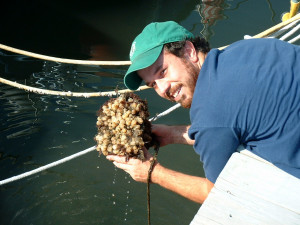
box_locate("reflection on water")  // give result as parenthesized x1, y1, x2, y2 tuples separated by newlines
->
(197, 0, 257, 40)
(0, 85, 40, 140)
(198, 0, 228, 40)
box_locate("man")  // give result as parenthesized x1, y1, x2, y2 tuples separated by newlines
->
(107, 21, 300, 204)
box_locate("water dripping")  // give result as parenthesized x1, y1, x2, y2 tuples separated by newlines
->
(110, 165, 118, 206)
(112, 165, 117, 185)
(123, 175, 132, 222)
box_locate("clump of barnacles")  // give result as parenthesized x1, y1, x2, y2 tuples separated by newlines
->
(95, 93, 153, 161)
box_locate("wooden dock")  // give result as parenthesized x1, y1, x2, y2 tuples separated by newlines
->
(190, 150, 300, 225)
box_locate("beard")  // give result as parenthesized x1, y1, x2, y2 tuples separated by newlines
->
(179, 59, 200, 108)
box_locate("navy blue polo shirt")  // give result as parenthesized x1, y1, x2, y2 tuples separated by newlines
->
(188, 38, 300, 183)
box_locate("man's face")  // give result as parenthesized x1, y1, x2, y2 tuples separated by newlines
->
(138, 49, 200, 108)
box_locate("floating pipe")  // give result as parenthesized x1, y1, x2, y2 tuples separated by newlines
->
(282, 0, 300, 22)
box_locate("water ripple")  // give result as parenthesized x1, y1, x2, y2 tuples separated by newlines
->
(0, 84, 40, 140)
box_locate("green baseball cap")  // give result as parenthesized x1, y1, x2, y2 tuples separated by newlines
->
(124, 21, 194, 90)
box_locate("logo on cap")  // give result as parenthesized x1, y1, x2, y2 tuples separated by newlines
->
(129, 42, 136, 59)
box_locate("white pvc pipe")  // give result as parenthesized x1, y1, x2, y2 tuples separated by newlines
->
(280, 23, 300, 40)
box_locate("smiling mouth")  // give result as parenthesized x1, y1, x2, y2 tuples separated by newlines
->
(168, 85, 182, 102)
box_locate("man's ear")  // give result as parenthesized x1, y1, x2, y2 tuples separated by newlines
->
(184, 41, 198, 63)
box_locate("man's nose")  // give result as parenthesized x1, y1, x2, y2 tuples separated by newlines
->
(155, 79, 170, 95)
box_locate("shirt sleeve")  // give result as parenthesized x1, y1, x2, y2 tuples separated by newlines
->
(189, 126, 240, 183)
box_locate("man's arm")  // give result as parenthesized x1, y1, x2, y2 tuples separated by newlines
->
(152, 163, 214, 203)
(106, 149, 213, 204)
(152, 124, 195, 146)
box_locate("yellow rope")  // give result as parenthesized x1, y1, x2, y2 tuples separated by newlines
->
(253, 13, 300, 38)
(0, 77, 150, 97)
(0, 43, 131, 66)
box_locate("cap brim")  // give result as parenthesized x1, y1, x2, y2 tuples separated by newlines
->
(124, 45, 163, 90)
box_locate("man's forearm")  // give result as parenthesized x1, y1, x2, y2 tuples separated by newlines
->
(171, 125, 195, 145)
(151, 163, 214, 204)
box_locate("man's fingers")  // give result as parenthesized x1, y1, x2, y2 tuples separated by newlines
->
(106, 153, 152, 163)
(106, 153, 153, 183)
(113, 161, 130, 171)
(106, 155, 128, 163)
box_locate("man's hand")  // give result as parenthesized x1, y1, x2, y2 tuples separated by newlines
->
(106, 148, 158, 183)
(106, 145, 213, 203)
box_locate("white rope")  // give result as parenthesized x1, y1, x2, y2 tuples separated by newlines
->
(149, 103, 181, 122)
(0, 146, 96, 186)
(0, 77, 151, 97)
(0, 103, 181, 186)
(0, 43, 131, 66)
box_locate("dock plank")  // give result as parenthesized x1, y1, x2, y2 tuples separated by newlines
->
(190, 150, 300, 225)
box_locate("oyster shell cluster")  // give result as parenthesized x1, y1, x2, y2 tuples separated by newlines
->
(95, 93, 152, 160)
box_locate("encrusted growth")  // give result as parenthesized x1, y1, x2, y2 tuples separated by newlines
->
(95, 93, 152, 160)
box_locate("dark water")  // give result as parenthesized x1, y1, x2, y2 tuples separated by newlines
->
(0, 0, 296, 224)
